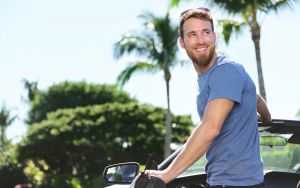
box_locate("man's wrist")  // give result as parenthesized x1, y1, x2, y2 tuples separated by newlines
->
(161, 169, 174, 184)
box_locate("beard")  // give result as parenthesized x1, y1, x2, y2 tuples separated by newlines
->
(186, 45, 215, 68)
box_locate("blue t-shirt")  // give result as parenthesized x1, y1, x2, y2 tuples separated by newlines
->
(197, 55, 263, 186)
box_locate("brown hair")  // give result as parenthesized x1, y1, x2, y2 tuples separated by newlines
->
(179, 8, 214, 38)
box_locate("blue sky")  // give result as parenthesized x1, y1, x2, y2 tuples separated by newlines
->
(1, 0, 300, 142)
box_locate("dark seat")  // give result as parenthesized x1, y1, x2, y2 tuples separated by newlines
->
(264, 171, 300, 188)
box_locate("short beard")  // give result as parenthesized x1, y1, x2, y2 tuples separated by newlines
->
(187, 46, 215, 68)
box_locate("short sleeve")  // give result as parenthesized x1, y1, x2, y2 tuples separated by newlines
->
(208, 63, 244, 103)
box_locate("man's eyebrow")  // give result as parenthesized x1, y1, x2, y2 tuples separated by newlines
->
(185, 28, 211, 35)
(186, 30, 196, 35)
(202, 28, 212, 32)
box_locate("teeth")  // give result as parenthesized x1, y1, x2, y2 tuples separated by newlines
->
(196, 47, 207, 52)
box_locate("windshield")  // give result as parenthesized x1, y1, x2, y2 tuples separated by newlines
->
(178, 156, 207, 177)
(261, 143, 300, 173)
(179, 134, 300, 177)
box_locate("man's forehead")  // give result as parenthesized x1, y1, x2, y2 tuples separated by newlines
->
(183, 18, 212, 31)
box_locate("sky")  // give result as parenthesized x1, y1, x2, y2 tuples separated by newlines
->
(1, 0, 300, 142)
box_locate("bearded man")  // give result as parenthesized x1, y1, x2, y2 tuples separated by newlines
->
(146, 8, 271, 188)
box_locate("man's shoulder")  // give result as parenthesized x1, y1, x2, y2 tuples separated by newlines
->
(216, 55, 241, 67)
(215, 55, 246, 75)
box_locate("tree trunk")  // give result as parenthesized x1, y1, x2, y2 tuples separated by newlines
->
(251, 22, 267, 101)
(164, 71, 172, 158)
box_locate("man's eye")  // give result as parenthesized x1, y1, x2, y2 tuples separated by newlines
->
(188, 33, 196, 37)
(204, 31, 211, 35)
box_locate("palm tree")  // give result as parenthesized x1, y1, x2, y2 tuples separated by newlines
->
(171, 0, 298, 101)
(0, 105, 18, 146)
(21, 79, 38, 103)
(113, 12, 182, 158)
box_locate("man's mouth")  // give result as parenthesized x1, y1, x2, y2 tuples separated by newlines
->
(195, 47, 207, 53)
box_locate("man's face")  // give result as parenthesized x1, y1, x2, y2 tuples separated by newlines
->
(180, 18, 216, 68)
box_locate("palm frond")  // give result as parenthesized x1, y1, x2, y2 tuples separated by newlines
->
(114, 10, 186, 92)
(138, 11, 156, 25)
(116, 62, 159, 88)
(260, 0, 296, 13)
(169, 0, 182, 7)
(7, 115, 18, 125)
(218, 19, 246, 45)
(113, 35, 154, 59)
(151, 14, 179, 68)
(139, 32, 161, 60)
(208, 0, 249, 14)
(0, 106, 17, 129)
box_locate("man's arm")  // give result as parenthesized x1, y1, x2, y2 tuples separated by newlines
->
(256, 94, 271, 123)
(146, 99, 234, 183)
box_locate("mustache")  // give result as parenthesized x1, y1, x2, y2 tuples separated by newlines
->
(191, 43, 209, 48)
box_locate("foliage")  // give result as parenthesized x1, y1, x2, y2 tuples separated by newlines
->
(0, 105, 18, 146)
(113, 12, 180, 87)
(23, 160, 48, 186)
(22, 79, 39, 103)
(114, 11, 184, 158)
(217, 19, 245, 44)
(18, 102, 193, 187)
(0, 144, 27, 188)
(28, 81, 135, 124)
(0, 164, 27, 188)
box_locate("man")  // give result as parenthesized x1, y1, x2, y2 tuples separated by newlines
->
(146, 8, 271, 188)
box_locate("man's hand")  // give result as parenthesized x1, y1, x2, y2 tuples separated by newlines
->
(144, 169, 169, 183)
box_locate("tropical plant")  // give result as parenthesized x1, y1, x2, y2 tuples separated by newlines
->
(27, 81, 135, 124)
(113, 11, 183, 157)
(22, 79, 39, 103)
(171, 0, 299, 101)
(0, 160, 28, 188)
(18, 102, 192, 187)
(0, 143, 28, 188)
(0, 105, 18, 146)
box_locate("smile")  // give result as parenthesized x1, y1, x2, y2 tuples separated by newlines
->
(195, 47, 207, 52)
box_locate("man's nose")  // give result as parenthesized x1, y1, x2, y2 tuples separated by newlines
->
(195, 34, 205, 44)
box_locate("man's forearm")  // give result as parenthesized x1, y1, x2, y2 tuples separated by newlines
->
(256, 94, 271, 123)
(145, 99, 233, 183)
(163, 121, 218, 183)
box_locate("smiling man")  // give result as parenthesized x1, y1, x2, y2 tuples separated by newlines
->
(146, 8, 271, 188)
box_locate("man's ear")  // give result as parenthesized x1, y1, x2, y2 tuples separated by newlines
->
(179, 38, 185, 49)
(213, 32, 217, 43)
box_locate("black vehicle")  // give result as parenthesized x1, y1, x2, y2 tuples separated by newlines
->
(103, 119, 300, 188)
